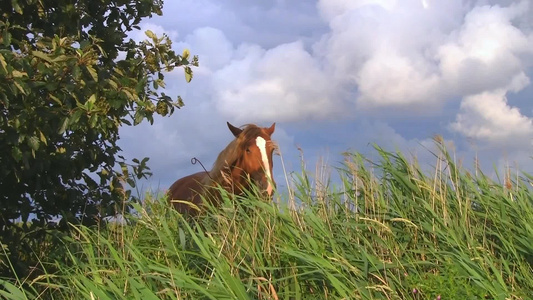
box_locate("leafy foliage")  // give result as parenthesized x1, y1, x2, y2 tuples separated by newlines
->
(0, 0, 197, 277)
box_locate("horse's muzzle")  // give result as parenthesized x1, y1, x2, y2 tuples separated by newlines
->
(261, 178, 275, 198)
(251, 172, 275, 198)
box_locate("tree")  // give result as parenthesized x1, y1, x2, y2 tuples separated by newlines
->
(0, 0, 197, 270)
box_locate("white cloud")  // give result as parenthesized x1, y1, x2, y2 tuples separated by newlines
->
(316, 0, 451, 109)
(116, 0, 533, 193)
(164, 0, 533, 125)
(317, 0, 398, 21)
(440, 2, 533, 147)
(437, 1, 533, 95)
(356, 48, 441, 108)
(155, 0, 325, 49)
(175, 27, 234, 72)
(316, 0, 533, 112)
(211, 41, 341, 123)
(450, 90, 533, 147)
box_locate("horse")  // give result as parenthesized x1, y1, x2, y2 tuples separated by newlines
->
(168, 122, 276, 214)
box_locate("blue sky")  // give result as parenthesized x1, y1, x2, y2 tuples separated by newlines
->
(119, 0, 533, 193)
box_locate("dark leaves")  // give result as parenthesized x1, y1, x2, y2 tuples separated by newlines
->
(0, 0, 197, 280)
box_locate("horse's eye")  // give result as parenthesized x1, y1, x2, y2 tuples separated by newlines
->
(246, 148, 251, 153)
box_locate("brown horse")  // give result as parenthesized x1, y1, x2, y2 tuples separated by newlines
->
(168, 122, 276, 214)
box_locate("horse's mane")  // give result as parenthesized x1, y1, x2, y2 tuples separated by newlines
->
(203, 124, 264, 186)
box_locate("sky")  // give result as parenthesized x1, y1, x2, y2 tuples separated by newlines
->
(118, 0, 533, 194)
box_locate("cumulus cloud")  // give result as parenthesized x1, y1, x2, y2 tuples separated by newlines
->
(117, 0, 533, 192)
(175, 27, 234, 72)
(437, 2, 533, 95)
(450, 90, 533, 147)
(311, 0, 533, 153)
(317, 0, 398, 21)
(162, 26, 344, 123)
(438, 2, 533, 148)
(316, 0, 455, 108)
(169, 0, 533, 128)
(155, 0, 325, 49)
(211, 41, 342, 122)
(317, 0, 533, 110)
(356, 49, 441, 108)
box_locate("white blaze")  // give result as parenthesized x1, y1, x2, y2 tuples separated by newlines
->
(255, 137, 273, 195)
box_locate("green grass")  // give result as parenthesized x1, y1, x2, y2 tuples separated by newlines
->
(2, 142, 533, 299)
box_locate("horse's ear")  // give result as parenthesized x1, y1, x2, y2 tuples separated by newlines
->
(266, 123, 276, 136)
(227, 122, 243, 137)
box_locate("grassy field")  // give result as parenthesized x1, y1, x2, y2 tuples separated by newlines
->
(1, 142, 533, 299)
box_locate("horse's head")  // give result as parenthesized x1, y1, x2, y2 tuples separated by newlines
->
(225, 122, 276, 197)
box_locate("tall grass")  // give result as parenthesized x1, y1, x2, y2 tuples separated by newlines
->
(2, 142, 532, 299)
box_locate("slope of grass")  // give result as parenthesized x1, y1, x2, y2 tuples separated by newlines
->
(2, 142, 532, 299)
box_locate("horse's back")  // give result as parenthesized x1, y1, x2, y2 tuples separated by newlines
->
(168, 172, 207, 214)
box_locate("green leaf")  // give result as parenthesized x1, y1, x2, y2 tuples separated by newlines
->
(145, 30, 155, 39)
(119, 161, 129, 177)
(11, 0, 23, 14)
(133, 109, 144, 125)
(156, 101, 168, 116)
(0, 54, 7, 73)
(28, 136, 40, 151)
(11, 147, 22, 162)
(49, 94, 62, 106)
(52, 55, 69, 63)
(128, 277, 160, 300)
(69, 109, 84, 126)
(108, 79, 118, 89)
(13, 79, 27, 95)
(178, 227, 186, 249)
(1, 30, 12, 47)
(32, 51, 53, 63)
(72, 65, 81, 79)
(11, 70, 27, 78)
(89, 113, 98, 128)
(184, 66, 193, 83)
(58, 117, 69, 134)
(85, 65, 98, 82)
(39, 131, 47, 146)
(86, 94, 96, 111)
(177, 95, 184, 107)
(141, 157, 150, 165)
(0, 278, 34, 299)
(121, 88, 136, 101)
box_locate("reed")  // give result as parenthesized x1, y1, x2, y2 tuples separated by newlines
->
(2, 142, 532, 299)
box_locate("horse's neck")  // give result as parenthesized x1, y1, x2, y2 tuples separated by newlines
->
(206, 139, 244, 193)
(205, 166, 245, 195)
